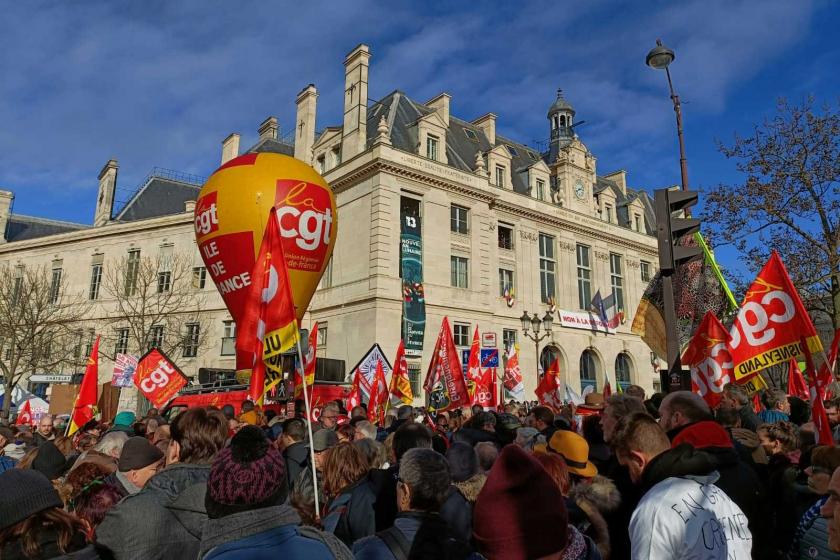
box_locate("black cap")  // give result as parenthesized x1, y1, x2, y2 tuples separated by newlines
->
(0, 470, 63, 530)
(119, 436, 164, 472)
(32, 441, 68, 481)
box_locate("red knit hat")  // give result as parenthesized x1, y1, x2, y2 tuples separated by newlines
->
(473, 445, 569, 559)
(672, 420, 734, 449)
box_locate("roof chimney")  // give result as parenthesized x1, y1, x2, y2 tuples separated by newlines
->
(604, 170, 627, 195)
(221, 133, 240, 165)
(426, 93, 451, 127)
(94, 159, 118, 227)
(472, 113, 496, 146)
(0, 190, 14, 242)
(341, 44, 371, 160)
(258, 116, 279, 141)
(295, 84, 318, 164)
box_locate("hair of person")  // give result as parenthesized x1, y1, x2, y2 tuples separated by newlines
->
(63, 462, 110, 505)
(16, 447, 39, 470)
(321, 442, 370, 498)
(723, 383, 749, 406)
(354, 420, 377, 440)
(762, 389, 787, 411)
(476, 411, 497, 427)
(393, 423, 433, 463)
(475, 441, 499, 472)
(336, 423, 355, 441)
(625, 385, 646, 400)
(789, 396, 811, 425)
(611, 412, 671, 458)
(350, 405, 367, 419)
(399, 447, 451, 512)
(581, 414, 605, 445)
(757, 421, 800, 453)
(354, 438, 386, 469)
(715, 406, 740, 428)
(72, 482, 125, 529)
(93, 431, 129, 455)
(811, 446, 840, 473)
(282, 418, 306, 442)
(220, 404, 235, 420)
(530, 406, 554, 426)
(52, 436, 74, 456)
(170, 407, 228, 464)
(827, 398, 840, 411)
(384, 432, 396, 465)
(663, 391, 713, 423)
(322, 401, 340, 415)
(240, 400, 255, 412)
(0, 507, 87, 558)
(605, 394, 647, 421)
(397, 405, 414, 421)
(533, 451, 571, 495)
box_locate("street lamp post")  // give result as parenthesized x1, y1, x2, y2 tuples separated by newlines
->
(520, 310, 554, 381)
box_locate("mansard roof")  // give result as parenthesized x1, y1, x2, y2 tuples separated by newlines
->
(5, 215, 88, 242)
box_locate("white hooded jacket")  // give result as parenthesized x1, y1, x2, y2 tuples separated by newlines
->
(629, 472, 752, 560)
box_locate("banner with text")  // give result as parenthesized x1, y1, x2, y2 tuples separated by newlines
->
(134, 348, 188, 408)
(400, 200, 425, 358)
(112, 354, 139, 388)
(558, 309, 616, 334)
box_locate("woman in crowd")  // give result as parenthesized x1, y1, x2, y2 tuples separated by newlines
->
(789, 446, 840, 559)
(353, 438, 386, 469)
(0, 469, 99, 559)
(63, 463, 126, 538)
(336, 423, 355, 444)
(321, 442, 376, 546)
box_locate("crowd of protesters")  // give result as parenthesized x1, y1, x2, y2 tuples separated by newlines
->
(5, 384, 840, 559)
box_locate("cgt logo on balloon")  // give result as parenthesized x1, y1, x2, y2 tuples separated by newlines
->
(274, 180, 333, 272)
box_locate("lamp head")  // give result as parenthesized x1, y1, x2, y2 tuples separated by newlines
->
(646, 39, 675, 70)
(519, 310, 531, 333)
(542, 310, 554, 333)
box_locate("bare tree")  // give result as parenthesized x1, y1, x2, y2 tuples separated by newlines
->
(0, 264, 91, 422)
(704, 97, 840, 331)
(99, 251, 210, 364)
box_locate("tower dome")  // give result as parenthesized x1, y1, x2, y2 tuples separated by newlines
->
(547, 88, 575, 119)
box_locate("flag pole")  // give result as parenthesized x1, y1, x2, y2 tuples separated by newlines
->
(294, 332, 320, 518)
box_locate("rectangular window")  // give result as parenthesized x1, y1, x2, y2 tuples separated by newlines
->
(157, 271, 171, 293)
(89, 260, 103, 301)
(84, 329, 95, 357)
(640, 260, 652, 283)
(49, 261, 63, 304)
(450, 205, 469, 234)
(148, 325, 164, 350)
(604, 204, 613, 223)
(319, 257, 333, 289)
(539, 234, 556, 303)
(495, 165, 505, 187)
(221, 320, 236, 356)
(331, 146, 341, 168)
(536, 179, 546, 201)
(502, 329, 517, 352)
(192, 266, 207, 289)
(125, 249, 140, 297)
(453, 323, 470, 347)
(610, 253, 625, 311)
(499, 268, 514, 297)
(316, 155, 326, 174)
(183, 323, 200, 357)
(577, 244, 592, 310)
(498, 224, 513, 250)
(317, 324, 328, 348)
(115, 328, 129, 355)
(634, 214, 642, 232)
(157, 245, 173, 293)
(11, 266, 23, 305)
(426, 134, 439, 160)
(450, 256, 469, 289)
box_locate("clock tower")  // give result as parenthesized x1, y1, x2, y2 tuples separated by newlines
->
(546, 89, 596, 214)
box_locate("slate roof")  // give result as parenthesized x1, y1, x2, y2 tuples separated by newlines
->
(115, 176, 202, 222)
(5, 215, 88, 242)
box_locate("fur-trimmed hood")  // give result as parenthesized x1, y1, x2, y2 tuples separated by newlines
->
(453, 473, 487, 504)
(569, 474, 621, 513)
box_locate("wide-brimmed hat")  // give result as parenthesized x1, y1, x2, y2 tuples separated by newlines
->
(582, 392, 605, 408)
(547, 430, 598, 478)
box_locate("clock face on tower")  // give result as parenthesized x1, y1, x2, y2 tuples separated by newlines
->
(574, 179, 585, 199)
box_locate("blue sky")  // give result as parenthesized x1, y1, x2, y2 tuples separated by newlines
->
(0, 1, 836, 274)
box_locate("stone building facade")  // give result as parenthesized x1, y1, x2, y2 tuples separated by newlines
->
(0, 43, 662, 407)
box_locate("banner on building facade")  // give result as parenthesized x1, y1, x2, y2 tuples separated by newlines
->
(558, 309, 616, 334)
(112, 354, 139, 388)
(400, 205, 425, 358)
(134, 348, 188, 408)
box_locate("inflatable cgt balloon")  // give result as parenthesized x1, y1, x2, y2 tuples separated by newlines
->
(194, 152, 337, 364)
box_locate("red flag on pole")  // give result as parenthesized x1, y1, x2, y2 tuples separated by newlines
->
(345, 369, 362, 411)
(389, 340, 413, 405)
(602, 374, 612, 399)
(236, 207, 299, 405)
(368, 360, 388, 424)
(15, 399, 33, 426)
(787, 360, 809, 401)
(535, 359, 563, 410)
(801, 336, 834, 445)
(423, 317, 470, 412)
(466, 327, 482, 405)
(682, 311, 733, 409)
(68, 335, 100, 436)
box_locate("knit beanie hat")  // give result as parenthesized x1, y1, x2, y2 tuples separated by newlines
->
(33, 441, 68, 481)
(113, 411, 136, 427)
(473, 444, 568, 559)
(672, 420, 734, 450)
(205, 425, 286, 519)
(0, 469, 63, 530)
(446, 442, 479, 483)
(119, 436, 165, 472)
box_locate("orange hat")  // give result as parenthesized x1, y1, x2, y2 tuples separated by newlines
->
(547, 430, 598, 478)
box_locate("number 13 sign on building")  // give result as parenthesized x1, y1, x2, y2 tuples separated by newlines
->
(134, 348, 188, 408)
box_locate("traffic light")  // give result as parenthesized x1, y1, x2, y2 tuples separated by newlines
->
(654, 188, 702, 273)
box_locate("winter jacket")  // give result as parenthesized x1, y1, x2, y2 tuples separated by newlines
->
(370, 465, 399, 531)
(787, 495, 840, 560)
(96, 462, 211, 560)
(738, 405, 761, 432)
(600, 455, 641, 560)
(439, 474, 486, 543)
(759, 410, 790, 423)
(629, 444, 752, 559)
(765, 452, 801, 557)
(352, 512, 480, 560)
(0, 454, 16, 473)
(568, 475, 621, 560)
(283, 440, 310, 493)
(198, 504, 351, 560)
(323, 477, 377, 547)
(1, 528, 100, 560)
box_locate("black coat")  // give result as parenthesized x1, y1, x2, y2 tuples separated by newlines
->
(323, 477, 377, 547)
(369, 466, 398, 531)
(439, 486, 472, 543)
(282, 441, 310, 493)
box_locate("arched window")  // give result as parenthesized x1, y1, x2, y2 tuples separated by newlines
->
(580, 350, 597, 391)
(540, 345, 562, 378)
(559, 115, 567, 127)
(615, 353, 632, 392)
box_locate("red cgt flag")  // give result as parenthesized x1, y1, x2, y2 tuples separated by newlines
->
(68, 336, 100, 436)
(389, 340, 414, 405)
(729, 251, 823, 382)
(536, 358, 563, 410)
(236, 207, 299, 405)
(134, 348, 188, 409)
(345, 369, 362, 411)
(368, 360, 389, 424)
(682, 311, 733, 409)
(423, 317, 470, 412)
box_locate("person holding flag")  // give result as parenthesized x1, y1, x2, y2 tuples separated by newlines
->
(67, 335, 100, 437)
